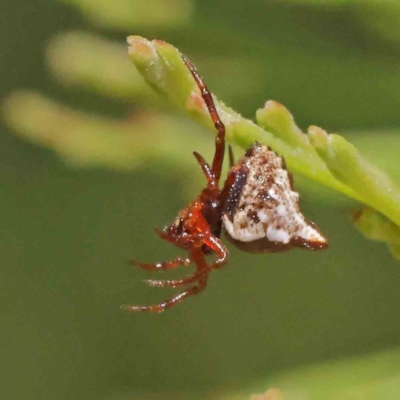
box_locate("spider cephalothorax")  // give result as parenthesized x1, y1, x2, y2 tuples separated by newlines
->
(122, 54, 328, 313)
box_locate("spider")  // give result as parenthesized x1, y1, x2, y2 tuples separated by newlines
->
(122, 54, 328, 313)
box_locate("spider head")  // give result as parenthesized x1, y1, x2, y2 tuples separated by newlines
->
(162, 191, 223, 252)
(162, 215, 193, 250)
(169, 216, 186, 236)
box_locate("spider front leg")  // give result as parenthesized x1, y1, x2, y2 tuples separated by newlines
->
(228, 145, 235, 168)
(130, 227, 193, 271)
(183, 55, 226, 184)
(122, 245, 210, 313)
(145, 235, 228, 288)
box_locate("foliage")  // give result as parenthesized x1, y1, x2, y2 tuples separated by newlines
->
(127, 36, 400, 258)
(2, 1, 400, 399)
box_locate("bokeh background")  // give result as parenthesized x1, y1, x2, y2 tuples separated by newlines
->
(1, 1, 400, 399)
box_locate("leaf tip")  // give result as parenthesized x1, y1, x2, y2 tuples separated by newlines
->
(257, 100, 292, 121)
(308, 125, 328, 147)
(127, 35, 154, 57)
(264, 99, 286, 110)
(352, 207, 400, 260)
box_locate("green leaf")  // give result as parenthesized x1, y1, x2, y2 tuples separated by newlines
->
(127, 36, 400, 256)
(128, 37, 355, 195)
(308, 126, 400, 227)
(46, 31, 159, 102)
(2, 90, 209, 173)
(262, 347, 400, 400)
(353, 207, 400, 260)
(60, 0, 194, 31)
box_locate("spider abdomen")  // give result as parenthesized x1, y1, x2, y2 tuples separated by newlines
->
(222, 143, 328, 253)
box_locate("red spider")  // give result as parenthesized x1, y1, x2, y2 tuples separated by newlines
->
(122, 54, 328, 313)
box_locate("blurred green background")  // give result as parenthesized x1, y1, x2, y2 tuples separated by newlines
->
(1, 1, 400, 399)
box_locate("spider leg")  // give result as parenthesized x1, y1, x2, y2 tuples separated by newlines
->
(218, 168, 238, 208)
(183, 55, 226, 185)
(143, 268, 210, 288)
(145, 235, 229, 288)
(193, 151, 216, 188)
(122, 246, 209, 313)
(155, 227, 179, 243)
(155, 227, 202, 245)
(130, 228, 195, 272)
(130, 257, 190, 271)
(204, 235, 229, 269)
(121, 278, 208, 313)
(228, 145, 235, 168)
(144, 270, 204, 288)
